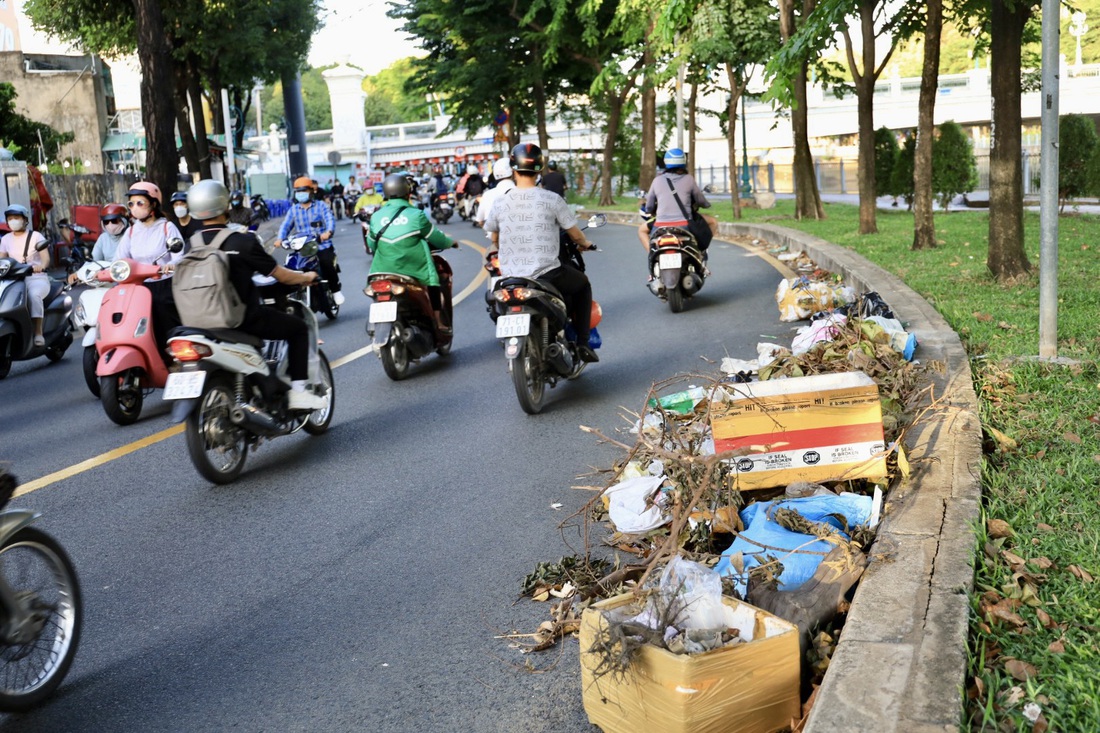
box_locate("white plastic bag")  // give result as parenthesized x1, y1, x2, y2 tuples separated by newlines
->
(604, 475, 669, 533)
(657, 556, 732, 630)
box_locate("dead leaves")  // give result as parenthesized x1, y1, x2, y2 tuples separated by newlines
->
(1004, 658, 1038, 682)
(1067, 564, 1094, 583)
(988, 518, 1015, 539)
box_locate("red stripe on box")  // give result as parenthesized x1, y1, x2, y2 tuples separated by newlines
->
(715, 422, 883, 454)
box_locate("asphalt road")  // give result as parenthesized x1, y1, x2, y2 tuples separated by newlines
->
(0, 214, 788, 732)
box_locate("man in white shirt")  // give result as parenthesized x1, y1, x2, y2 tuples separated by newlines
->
(475, 157, 517, 231)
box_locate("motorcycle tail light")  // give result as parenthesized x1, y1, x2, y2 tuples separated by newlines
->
(169, 340, 213, 361)
(508, 306, 522, 313)
(657, 236, 679, 246)
(370, 280, 392, 293)
(510, 287, 536, 301)
(493, 289, 511, 303)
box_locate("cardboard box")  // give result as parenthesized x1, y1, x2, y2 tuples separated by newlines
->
(579, 594, 800, 733)
(712, 372, 886, 491)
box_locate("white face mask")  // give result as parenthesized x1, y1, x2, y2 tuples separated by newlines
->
(6, 219, 25, 232)
(174, 205, 188, 219)
(294, 191, 311, 204)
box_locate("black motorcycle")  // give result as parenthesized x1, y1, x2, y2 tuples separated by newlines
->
(0, 241, 74, 378)
(0, 469, 82, 712)
(283, 224, 339, 320)
(647, 225, 706, 313)
(490, 214, 605, 414)
(250, 194, 270, 223)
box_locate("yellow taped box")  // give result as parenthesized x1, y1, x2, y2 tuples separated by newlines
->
(580, 593, 800, 733)
(712, 372, 886, 491)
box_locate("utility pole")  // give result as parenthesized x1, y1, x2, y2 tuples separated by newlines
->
(1038, 0, 1060, 358)
(281, 72, 310, 178)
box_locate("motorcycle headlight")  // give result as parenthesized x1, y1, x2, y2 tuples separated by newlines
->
(75, 300, 87, 324)
(289, 237, 306, 251)
(109, 260, 131, 283)
(0, 259, 10, 277)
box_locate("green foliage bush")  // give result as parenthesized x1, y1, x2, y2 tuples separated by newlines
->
(874, 126, 899, 198)
(891, 133, 916, 209)
(1059, 114, 1098, 205)
(932, 120, 978, 210)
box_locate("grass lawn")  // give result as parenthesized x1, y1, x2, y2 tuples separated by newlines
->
(582, 194, 1100, 731)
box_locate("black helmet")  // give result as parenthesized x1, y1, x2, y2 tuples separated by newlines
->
(229, 189, 244, 206)
(169, 191, 188, 204)
(510, 143, 544, 174)
(547, 159, 558, 170)
(382, 173, 412, 200)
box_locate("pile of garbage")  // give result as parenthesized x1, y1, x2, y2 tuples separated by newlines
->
(509, 251, 939, 728)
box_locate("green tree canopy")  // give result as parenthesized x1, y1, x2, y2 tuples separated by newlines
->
(1058, 114, 1098, 206)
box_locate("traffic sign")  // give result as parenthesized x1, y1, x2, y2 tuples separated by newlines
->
(454, 146, 466, 156)
(327, 151, 342, 165)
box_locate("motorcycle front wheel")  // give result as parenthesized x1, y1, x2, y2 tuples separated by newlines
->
(100, 368, 144, 425)
(0, 527, 82, 713)
(511, 337, 545, 415)
(82, 347, 100, 397)
(303, 351, 334, 435)
(380, 331, 409, 381)
(185, 373, 248, 484)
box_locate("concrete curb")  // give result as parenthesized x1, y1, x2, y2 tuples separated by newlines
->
(599, 212, 983, 732)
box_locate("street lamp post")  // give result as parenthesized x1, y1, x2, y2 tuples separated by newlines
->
(1071, 11, 1088, 68)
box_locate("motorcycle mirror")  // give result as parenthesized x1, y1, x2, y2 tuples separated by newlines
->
(587, 214, 607, 229)
(166, 237, 185, 254)
(356, 210, 371, 222)
(35, 239, 51, 252)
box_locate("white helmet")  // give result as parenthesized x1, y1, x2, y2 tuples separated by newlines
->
(187, 180, 230, 220)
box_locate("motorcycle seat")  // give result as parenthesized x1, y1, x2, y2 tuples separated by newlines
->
(496, 276, 564, 301)
(369, 272, 423, 286)
(169, 326, 265, 350)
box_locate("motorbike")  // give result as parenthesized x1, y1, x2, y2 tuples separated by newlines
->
(365, 251, 455, 381)
(0, 241, 74, 379)
(250, 194, 270, 223)
(490, 214, 605, 414)
(431, 191, 456, 225)
(283, 223, 339, 321)
(356, 206, 381, 251)
(0, 469, 82, 712)
(647, 225, 706, 313)
(69, 259, 113, 397)
(93, 242, 183, 425)
(162, 279, 335, 484)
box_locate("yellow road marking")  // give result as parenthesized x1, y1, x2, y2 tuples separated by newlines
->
(15, 425, 184, 498)
(17, 247, 493, 497)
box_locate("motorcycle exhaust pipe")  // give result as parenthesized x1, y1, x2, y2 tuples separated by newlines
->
(545, 342, 574, 375)
(229, 403, 284, 436)
(682, 272, 703, 293)
(399, 324, 434, 358)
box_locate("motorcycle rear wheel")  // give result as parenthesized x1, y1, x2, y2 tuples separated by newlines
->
(380, 333, 409, 381)
(44, 332, 72, 363)
(319, 287, 339, 321)
(100, 369, 144, 425)
(667, 286, 685, 313)
(186, 374, 247, 484)
(82, 346, 100, 397)
(0, 527, 82, 713)
(303, 351, 334, 435)
(511, 338, 545, 415)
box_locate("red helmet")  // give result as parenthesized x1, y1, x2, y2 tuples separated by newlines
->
(100, 203, 128, 223)
(127, 181, 162, 205)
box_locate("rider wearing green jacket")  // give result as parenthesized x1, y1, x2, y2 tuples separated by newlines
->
(366, 173, 457, 330)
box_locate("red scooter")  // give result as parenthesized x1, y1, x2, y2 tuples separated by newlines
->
(365, 253, 455, 381)
(94, 245, 181, 425)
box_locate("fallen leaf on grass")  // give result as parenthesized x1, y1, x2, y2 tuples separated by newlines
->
(1067, 565, 1094, 583)
(1030, 557, 1054, 570)
(996, 321, 1018, 331)
(988, 518, 1015, 539)
(1004, 658, 1038, 682)
(1063, 432, 1082, 445)
(1001, 550, 1027, 567)
(1033, 714, 1049, 733)
(1047, 640, 1065, 654)
(1036, 608, 1057, 629)
(974, 312, 994, 322)
(981, 595, 1027, 628)
(987, 427, 1017, 452)
(1036, 523, 1055, 533)
(999, 685, 1026, 706)
(1034, 449, 1046, 460)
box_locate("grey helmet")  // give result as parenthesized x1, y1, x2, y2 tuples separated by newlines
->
(382, 173, 412, 200)
(187, 180, 230, 220)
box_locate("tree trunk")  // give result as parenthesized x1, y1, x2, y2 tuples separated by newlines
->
(781, 0, 825, 220)
(600, 90, 626, 206)
(232, 88, 252, 151)
(726, 64, 743, 219)
(186, 61, 212, 180)
(209, 90, 224, 136)
(175, 69, 200, 176)
(912, 0, 942, 250)
(132, 0, 178, 197)
(534, 48, 549, 151)
(988, 0, 1032, 281)
(688, 81, 698, 173)
(639, 43, 657, 192)
(854, 0, 877, 234)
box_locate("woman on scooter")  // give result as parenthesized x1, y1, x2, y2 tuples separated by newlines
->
(67, 203, 130, 285)
(366, 173, 457, 333)
(0, 205, 50, 347)
(116, 182, 185, 361)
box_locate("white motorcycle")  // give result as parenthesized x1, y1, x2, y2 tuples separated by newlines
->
(70, 260, 113, 397)
(162, 277, 334, 484)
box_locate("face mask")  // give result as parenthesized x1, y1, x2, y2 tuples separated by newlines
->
(294, 192, 310, 204)
(174, 205, 188, 218)
(6, 219, 25, 232)
(231, 200, 243, 208)
(105, 221, 126, 235)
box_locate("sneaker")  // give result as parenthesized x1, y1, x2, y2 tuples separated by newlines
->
(576, 345, 600, 363)
(288, 389, 327, 412)
(33, 335, 45, 347)
(333, 291, 346, 306)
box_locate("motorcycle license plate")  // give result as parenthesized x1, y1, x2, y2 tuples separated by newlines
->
(496, 313, 531, 338)
(163, 370, 206, 400)
(659, 252, 683, 269)
(370, 301, 398, 323)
